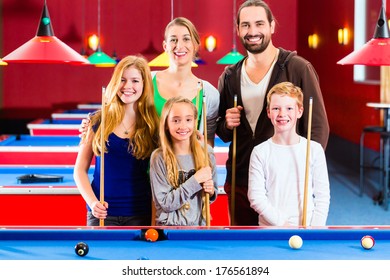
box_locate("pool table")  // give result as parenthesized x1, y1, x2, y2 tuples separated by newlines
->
(0, 165, 229, 226)
(0, 134, 228, 165)
(51, 108, 96, 120)
(77, 103, 101, 110)
(0, 227, 389, 260)
(27, 118, 82, 136)
(0, 135, 81, 165)
(0, 165, 92, 226)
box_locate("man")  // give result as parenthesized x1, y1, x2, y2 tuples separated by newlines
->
(216, 0, 329, 226)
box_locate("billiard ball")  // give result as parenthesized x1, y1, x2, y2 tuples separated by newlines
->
(288, 235, 303, 249)
(361, 235, 375, 250)
(145, 228, 159, 242)
(75, 242, 89, 257)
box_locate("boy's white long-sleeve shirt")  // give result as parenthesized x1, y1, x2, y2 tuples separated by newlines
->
(248, 137, 330, 226)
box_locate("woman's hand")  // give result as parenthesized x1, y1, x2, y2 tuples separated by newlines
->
(90, 200, 108, 219)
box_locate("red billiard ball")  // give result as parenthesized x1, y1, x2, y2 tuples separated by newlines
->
(145, 229, 159, 242)
(75, 242, 89, 257)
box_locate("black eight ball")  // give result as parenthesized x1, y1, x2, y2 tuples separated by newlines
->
(75, 242, 89, 257)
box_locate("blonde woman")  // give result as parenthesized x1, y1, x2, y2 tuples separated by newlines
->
(74, 55, 159, 226)
(152, 17, 219, 146)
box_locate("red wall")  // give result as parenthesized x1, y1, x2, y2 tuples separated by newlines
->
(298, 0, 384, 149)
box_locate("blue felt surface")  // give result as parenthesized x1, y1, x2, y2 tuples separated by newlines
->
(0, 228, 389, 260)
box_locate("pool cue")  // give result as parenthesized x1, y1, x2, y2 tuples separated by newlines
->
(302, 97, 313, 227)
(231, 95, 237, 226)
(195, 81, 202, 131)
(99, 87, 106, 227)
(202, 84, 211, 226)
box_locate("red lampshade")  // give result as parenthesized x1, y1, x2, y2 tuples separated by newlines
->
(2, 1, 89, 65)
(337, 5, 390, 66)
(337, 38, 390, 66)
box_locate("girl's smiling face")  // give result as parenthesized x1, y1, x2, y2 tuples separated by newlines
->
(117, 66, 143, 105)
(167, 102, 195, 143)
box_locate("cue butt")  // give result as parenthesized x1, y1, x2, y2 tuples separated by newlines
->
(202, 83, 211, 226)
(302, 97, 313, 227)
(100, 87, 106, 227)
(231, 94, 237, 226)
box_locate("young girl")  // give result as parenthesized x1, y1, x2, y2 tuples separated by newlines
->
(149, 96, 218, 226)
(73, 55, 159, 226)
(248, 82, 330, 226)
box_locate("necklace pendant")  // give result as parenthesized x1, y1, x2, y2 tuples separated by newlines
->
(124, 130, 129, 135)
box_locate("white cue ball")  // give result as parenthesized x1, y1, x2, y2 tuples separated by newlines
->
(361, 235, 375, 250)
(289, 235, 303, 249)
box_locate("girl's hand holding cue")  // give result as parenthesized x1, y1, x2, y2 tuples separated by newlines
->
(202, 179, 215, 196)
(194, 166, 212, 185)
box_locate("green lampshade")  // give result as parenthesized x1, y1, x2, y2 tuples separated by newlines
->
(87, 47, 117, 67)
(217, 49, 245, 64)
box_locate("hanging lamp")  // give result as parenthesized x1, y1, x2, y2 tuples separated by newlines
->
(148, 0, 198, 67)
(337, 2, 390, 126)
(2, 0, 89, 64)
(217, 0, 244, 64)
(87, 0, 116, 67)
(337, 4, 390, 66)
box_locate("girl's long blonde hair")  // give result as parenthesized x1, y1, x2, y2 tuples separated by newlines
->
(158, 96, 210, 188)
(87, 55, 159, 159)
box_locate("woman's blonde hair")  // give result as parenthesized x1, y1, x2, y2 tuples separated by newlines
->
(158, 96, 209, 188)
(88, 55, 159, 160)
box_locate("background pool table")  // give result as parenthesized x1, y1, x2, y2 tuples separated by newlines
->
(0, 134, 228, 165)
(51, 109, 95, 120)
(0, 134, 230, 226)
(27, 119, 82, 136)
(0, 227, 389, 260)
(77, 103, 100, 110)
(0, 135, 81, 165)
(0, 165, 229, 226)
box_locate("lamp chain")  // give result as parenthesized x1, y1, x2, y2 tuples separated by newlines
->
(98, 0, 101, 40)
(171, 0, 174, 21)
(232, 0, 237, 50)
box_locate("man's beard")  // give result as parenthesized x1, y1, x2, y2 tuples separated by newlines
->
(240, 35, 270, 54)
